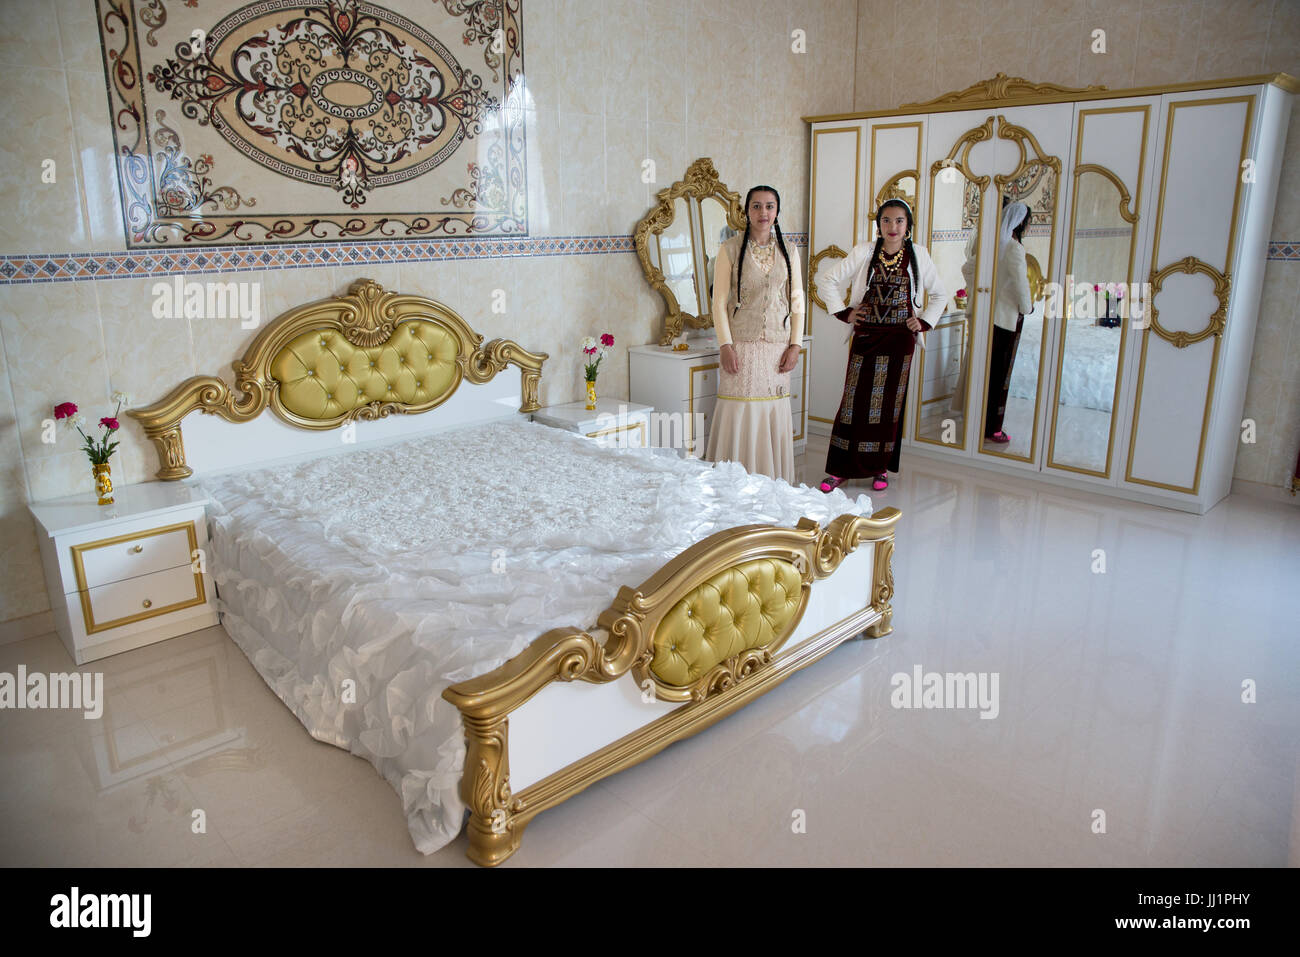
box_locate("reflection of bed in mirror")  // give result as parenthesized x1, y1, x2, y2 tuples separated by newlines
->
(1012, 318, 1120, 412)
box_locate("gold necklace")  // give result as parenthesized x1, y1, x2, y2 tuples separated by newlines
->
(879, 246, 903, 270)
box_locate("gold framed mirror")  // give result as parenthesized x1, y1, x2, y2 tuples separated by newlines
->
(914, 117, 992, 451)
(634, 158, 746, 345)
(979, 115, 1061, 463)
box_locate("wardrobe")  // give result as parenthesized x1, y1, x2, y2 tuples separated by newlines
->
(805, 73, 1295, 513)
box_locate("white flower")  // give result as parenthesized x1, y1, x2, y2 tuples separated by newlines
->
(111, 390, 134, 407)
(580, 336, 597, 352)
(69, 413, 87, 430)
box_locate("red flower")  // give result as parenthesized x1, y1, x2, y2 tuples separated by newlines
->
(54, 402, 77, 419)
(100, 417, 120, 431)
(600, 333, 614, 347)
(583, 346, 597, 355)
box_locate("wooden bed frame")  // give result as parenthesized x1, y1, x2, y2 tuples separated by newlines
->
(128, 279, 901, 866)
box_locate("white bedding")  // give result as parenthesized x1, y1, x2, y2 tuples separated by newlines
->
(201, 418, 873, 854)
(1010, 317, 1121, 412)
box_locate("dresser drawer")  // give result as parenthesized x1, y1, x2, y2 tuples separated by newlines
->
(689, 364, 719, 399)
(72, 520, 199, 590)
(79, 563, 207, 636)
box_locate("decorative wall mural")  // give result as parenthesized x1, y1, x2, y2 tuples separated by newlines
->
(97, 0, 526, 246)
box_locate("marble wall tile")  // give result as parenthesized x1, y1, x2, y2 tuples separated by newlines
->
(0, 1, 64, 69)
(0, 70, 86, 255)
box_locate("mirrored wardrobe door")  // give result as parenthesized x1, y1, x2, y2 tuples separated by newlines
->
(914, 116, 993, 451)
(1047, 104, 1151, 479)
(979, 114, 1064, 464)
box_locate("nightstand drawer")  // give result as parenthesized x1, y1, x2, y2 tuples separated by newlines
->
(689, 364, 719, 399)
(73, 521, 199, 591)
(79, 563, 207, 636)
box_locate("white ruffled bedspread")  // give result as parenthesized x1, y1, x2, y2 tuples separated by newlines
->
(200, 418, 872, 854)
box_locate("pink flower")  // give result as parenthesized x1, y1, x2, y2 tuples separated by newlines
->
(1093, 284, 1102, 292)
(956, 288, 967, 297)
(54, 402, 77, 419)
(583, 346, 597, 355)
(100, 417, 120, 431)
(600, 333, 614, 347)
(1115, 286, 1125, 298)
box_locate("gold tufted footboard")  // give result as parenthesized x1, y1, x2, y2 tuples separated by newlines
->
(443, 507, 901, 866)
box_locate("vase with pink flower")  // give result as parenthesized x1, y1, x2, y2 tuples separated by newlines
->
(581, 333, 615, 410)
(53, 391, 131, 504)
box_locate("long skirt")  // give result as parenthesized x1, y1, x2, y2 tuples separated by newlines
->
(985, 315, 1024, 437)
(705, 340, 795, 484)
(826, 324, 915, 477)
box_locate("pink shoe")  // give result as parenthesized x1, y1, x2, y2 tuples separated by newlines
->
(819, 475, 845, 493)
(872, 473, 889, 491)
(988, 431, 1011, 444)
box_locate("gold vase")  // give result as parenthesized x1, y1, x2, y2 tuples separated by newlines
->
(585, 380, 597, 411)
(92, 462, 114, 505)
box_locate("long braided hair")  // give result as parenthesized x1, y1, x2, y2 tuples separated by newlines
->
(736, 185, 794, 327)
(870, 198, 917, 305)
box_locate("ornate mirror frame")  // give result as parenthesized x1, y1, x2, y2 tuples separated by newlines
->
(913, 116, 993, 450)
(979, 114, 1063, 464)
(634, 157, 746, 345)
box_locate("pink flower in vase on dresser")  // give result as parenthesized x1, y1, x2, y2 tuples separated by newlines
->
(580, 333, 615, 410)
(53, 391, 132, 505)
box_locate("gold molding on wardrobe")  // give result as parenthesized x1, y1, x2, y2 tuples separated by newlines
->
(127, 279, 548, 481)
(633, 157, 747, 346)
(442, 507, 902, 865)
(801, 72, 1297, 123)
(807, 244, 847, 312)
(901, 73, 1107, 110)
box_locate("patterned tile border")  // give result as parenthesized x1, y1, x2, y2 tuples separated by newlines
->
(2, 235, 1291, 286)
(0, 233, 810, 285)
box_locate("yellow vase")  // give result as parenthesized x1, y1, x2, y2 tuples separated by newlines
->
(585, 380, 597, 411)
(93, 462, 114, 505)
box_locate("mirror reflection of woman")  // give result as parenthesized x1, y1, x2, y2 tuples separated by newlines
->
(818, 199, 946, 492)
(705, 186, 804, 483)
(985, 201, 1033, 445)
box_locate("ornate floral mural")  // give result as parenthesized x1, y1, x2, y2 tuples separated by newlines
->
(97, 0, 526, 246)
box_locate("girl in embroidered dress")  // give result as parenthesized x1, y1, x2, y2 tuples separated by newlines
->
(817, 199, 946, 492)
(705, 186, 805, 483)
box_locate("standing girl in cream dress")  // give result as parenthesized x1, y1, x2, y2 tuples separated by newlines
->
(705, 185, 804, 483)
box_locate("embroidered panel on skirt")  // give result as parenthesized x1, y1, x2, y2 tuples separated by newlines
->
(826, 257, 916, 478)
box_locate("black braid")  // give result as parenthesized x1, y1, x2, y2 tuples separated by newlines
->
(734, 223, 751, 312)
(775, 222, 792, 327)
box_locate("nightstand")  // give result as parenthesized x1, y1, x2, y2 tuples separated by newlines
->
(28, 483, 218, 665)
(531, 398, 654, 449)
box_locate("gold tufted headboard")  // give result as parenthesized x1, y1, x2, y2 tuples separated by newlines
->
(129, 279, 547, 480)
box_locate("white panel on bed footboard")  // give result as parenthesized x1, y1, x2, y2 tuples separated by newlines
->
(508, 544, 876, 791)
(180, 375, 525, 477)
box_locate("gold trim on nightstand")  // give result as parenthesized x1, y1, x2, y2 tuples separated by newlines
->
(586, 421, 647, 447)
(71, 521, 206, 635)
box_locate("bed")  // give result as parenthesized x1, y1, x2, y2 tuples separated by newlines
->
(128, 279, 901, 865)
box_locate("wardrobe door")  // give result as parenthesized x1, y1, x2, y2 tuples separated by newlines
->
(911, 109, 997, 456)
(1123, 90, 1255, 500)
(974, 103, 1074, 472)
(807, 121, 867, 432)
(1044, 97, 1156, 485)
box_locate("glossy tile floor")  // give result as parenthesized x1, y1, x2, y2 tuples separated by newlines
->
(2, 433, 1297, 867)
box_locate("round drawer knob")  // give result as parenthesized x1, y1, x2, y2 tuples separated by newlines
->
(142, 599, 153, 609)
(130, 545, 144, 554)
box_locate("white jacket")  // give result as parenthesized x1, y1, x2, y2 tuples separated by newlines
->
(993, 240, 1033, 332)
(819, 241, 947, 349)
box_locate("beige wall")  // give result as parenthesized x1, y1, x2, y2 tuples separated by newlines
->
(0, 0, 856, 624)
(853, 0, 1300, 488)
